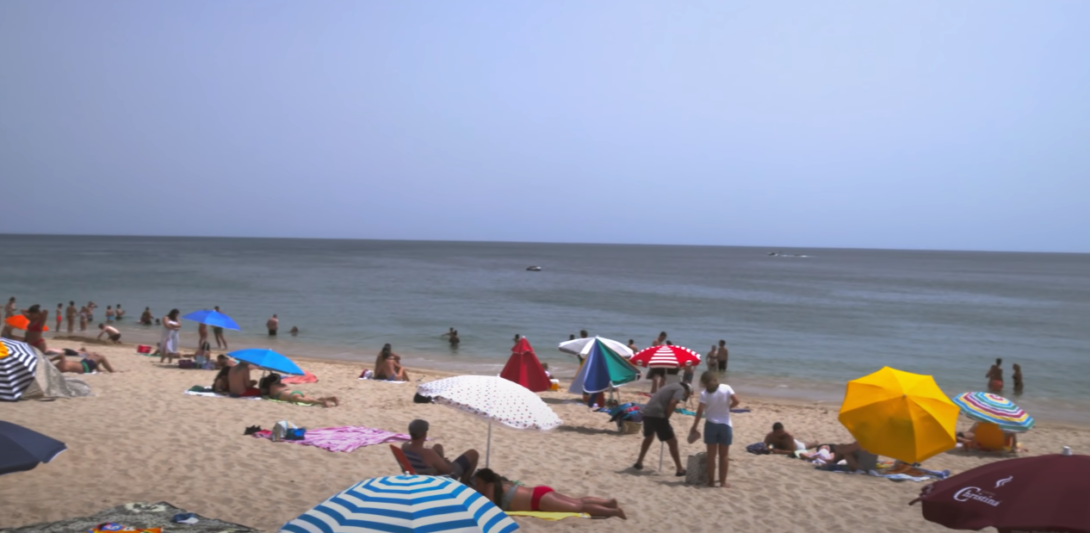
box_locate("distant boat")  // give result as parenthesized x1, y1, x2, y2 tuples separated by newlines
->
(526, 266, 542, 272)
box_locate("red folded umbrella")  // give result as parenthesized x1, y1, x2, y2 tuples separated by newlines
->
(629, 345, 701, 368)
(499, 337, 551, 393)
(911, 453, 1090, 533)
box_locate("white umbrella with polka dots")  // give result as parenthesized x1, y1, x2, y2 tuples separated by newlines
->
(416, 375, 562, 467)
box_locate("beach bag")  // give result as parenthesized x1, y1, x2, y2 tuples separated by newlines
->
(747, 442, 771, 455)
(178, 359, 196, 369)
(272, 420, 300, 442)
(136, 345, 152, 354)
(685, 452, 708, 485)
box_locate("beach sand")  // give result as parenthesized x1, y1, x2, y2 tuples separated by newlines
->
(2, 338, 1087, 532)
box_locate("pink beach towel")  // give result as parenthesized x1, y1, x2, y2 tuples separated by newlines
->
(253, 426, 412, 453)
(281, 370, 318, 385)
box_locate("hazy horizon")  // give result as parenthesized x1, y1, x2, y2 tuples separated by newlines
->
(2, 232, 1087, 256)
(2, 2, 1088, 253)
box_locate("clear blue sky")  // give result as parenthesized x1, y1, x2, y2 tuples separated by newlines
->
(2, 1, 1087, 252)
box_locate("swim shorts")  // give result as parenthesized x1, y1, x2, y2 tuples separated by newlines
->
(703, 422, 733, 446)
(642, 416, 675, 442)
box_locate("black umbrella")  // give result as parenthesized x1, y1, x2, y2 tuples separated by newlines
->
(0, 420, 66, 475)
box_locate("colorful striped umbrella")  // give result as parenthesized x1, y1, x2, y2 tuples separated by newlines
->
(629, 345, 701, 368)
(0, 338, 38, 402)
(280, 475, 518, 533)
(952, 392, 1035, 433)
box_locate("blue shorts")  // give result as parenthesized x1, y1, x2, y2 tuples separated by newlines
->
(704, 422, 733, 446)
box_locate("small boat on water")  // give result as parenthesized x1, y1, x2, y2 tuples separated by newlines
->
(526, 266, 542, 272)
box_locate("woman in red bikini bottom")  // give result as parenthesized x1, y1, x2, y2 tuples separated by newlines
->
(471, 469, 627, 519)
(22, 304, 49, 351)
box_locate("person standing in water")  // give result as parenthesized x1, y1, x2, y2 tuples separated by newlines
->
(716, 339, 729, 372)
(212, 306, 228, 349)
(4, 297, 15, 319)
(986, 358, 1004, 392)
(66, 301, 77, 333)
(266, 314, 279, 336)
(55, 304, 63, 330)
(22, 305, 49, 351)
(1012, 364, 1024, 394)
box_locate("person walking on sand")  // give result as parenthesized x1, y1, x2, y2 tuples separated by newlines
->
(160, 309, 182, 364)
(55, 304, 63, 330)
(716, 339, 729, 372)
(689, 371, 740, 488)
(66, 301, 77, 333)
(97, 323, 122, 344)
(212, 306, 228, 349)
(267, 314, 279, 336)
(633, 381, 692, 476)
(986, 358, 1004, 392)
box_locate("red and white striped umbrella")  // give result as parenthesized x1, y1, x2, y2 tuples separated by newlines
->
(629, 345, 702, 368)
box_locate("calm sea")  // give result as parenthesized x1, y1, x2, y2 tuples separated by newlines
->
(2, 235, 1087, 422)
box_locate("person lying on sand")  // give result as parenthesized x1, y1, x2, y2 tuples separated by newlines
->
(956, 422, 1021, 452)
(821, 441, 878, 472)
(49, 350, 116, 374)
(764, 422, 821, 455)
(471, 468, 627, 519)
(401, 419, 479, 484)
(259, 373, 339, 407)
(373, 343, 409, 381)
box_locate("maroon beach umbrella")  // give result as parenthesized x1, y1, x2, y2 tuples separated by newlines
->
(911, 452, 1090, 533)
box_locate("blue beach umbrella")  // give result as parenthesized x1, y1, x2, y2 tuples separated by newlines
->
(0, 421, 67, 476)
(228, 348, 303, 376)
(182, 309, 240, 331)
(280, 475, 518, 533)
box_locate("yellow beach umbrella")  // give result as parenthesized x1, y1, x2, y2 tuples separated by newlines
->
(838, 366, 959, 464)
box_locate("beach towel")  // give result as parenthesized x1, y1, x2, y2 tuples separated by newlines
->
(731, 408, 751, 413)
(182, 387, 314, 405)
(252, 426, 412, 453)
(506, 511, 589, 520)
(281, 370, 317, 384)
(359, 374, 407, 384)
(674, 407, 697, 416)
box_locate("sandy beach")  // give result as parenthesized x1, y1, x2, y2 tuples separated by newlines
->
(2, 337, 1088, 532)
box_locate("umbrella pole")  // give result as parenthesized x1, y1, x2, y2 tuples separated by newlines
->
(486, 419, 492, 468)
(659, 441, 664, 472)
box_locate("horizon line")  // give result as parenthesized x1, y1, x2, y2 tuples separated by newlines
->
(1, 232, 1086, 256)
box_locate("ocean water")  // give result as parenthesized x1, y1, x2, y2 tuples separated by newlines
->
(2, 235, 1088, 422)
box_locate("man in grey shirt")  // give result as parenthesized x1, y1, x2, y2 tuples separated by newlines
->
(633, 382, 692, 476)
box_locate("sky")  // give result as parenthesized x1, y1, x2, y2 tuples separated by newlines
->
(1, 1, 1088, 252)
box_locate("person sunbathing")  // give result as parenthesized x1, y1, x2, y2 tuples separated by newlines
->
(401, 419, 479, 484)
(471, 468, 626, 519)
(259, 373, 339, 407)
(49, 350, 116, 374)
(212, 366, 232, 393)
(820, 441, 878, 472)
(957, 422, 1020, 452)
(764, 422, 820, 455)
(373, 343, 409, 381)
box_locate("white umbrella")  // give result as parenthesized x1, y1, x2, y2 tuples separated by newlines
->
(416, 375, 562, 467)
(558, 336, 634, 359)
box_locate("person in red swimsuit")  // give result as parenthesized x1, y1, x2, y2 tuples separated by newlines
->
(470, 469, 627, 519)
(986, 358, 1004, 392)
(22, 304, 48, 351)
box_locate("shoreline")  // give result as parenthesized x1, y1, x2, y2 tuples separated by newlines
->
(49, 330, 1090, 428)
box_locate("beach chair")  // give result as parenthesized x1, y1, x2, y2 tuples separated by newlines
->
(390, 445, 418, 475)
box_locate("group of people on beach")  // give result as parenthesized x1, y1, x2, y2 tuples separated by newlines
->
(986, 358, 1024, 394)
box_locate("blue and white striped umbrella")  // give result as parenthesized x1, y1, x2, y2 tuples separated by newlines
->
(280, 475, 518, 533)
(0, 338, 38, 402)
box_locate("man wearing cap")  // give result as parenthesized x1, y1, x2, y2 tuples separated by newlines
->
(402, 419, 479, 484)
